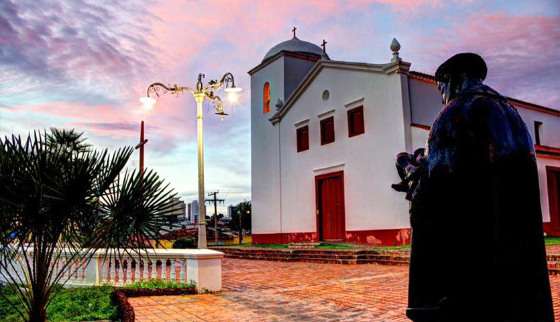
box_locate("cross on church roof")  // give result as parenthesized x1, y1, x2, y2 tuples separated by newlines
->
(321, 39, 327, 54)
(292, 26, 297, 38)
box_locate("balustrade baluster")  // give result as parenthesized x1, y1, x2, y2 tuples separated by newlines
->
(121, 259, 129, 285)
(81, 259, 87, 280)
(131, 260, 136, 283)
(164, 259, 170, 281)
(138, 259, 142, 282)
(156, 259, 161, 280)
(67, 260, 72, 279)
(105, 259, 111, 283)
(183, 259, 188, 283)
(169, 259, 176, 282)
(74, 259, 79, 279)
(114, 259, 120, 285)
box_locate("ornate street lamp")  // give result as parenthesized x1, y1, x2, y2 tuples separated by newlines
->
(140, 72, 241, 249)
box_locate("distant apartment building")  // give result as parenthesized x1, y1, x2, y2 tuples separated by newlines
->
(188, 200, 199, 224)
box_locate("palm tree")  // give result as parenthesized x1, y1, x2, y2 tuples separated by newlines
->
(0, 129, 177, 322)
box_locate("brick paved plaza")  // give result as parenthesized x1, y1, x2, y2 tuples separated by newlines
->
(130, 258, 560, 322)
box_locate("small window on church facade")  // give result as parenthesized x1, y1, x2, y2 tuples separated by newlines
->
(320, 116, 335, 145)
(296, 126, 309, 152)
(263, 82, 271, 113)
(348, 106, 365, 137)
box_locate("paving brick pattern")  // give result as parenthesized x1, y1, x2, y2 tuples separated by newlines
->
(130, 258, 560, 322)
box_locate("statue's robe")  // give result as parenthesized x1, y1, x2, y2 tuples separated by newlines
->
(407, 84, 554, 321)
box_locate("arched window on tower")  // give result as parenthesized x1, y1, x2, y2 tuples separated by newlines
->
(263, 82, 271, 113)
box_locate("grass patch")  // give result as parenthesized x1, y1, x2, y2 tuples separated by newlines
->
(545, 237, 560, 246)
(0, 285, 118, 322)
(123, 279, 193, 290)
(0, 279, 194, 322)
(372, 244, 411, 251)
(315, 243, 356, 249)
(236, 243, 289, 249)
(229, 242, 411, 250)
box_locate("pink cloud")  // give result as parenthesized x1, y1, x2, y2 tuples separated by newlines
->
(2, 1, 557, 207)
(409, 13, 560, 108)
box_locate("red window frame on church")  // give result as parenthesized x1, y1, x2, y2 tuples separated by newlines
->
(320, 116, 335, 145)
(263, 82, 271, 113)
(348, 106, 365, 137)
(296, 125, 309, 152)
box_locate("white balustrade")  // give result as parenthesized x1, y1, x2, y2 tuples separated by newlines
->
(0, 248, 224, 292)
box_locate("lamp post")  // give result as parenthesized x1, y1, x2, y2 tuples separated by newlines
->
(140, 72, 241, 249)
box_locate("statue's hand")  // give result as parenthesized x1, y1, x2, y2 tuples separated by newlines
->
(391, 148, 427, 199)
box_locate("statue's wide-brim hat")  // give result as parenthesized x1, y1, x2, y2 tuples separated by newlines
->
(435, 52, 487, 81)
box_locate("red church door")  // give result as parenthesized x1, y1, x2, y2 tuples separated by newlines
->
(547, 166, 560, 236)
(316, 171, 346, 241)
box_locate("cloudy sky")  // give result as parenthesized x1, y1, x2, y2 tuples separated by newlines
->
(1, 0, 559, 214)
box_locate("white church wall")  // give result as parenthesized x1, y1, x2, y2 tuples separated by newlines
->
(279, 67, 411, 234)
(411, 126, 429, 151)
(537, 158, 560, 223)
(408, 78, 442, 126)
(515, 108, 560, 148)
(250, 58, 285, 234)
(284, 56, 317, 100)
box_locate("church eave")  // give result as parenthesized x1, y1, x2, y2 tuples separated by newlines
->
(248, 51, 322, 76)
(408, 71, 560, 117)
(269, 60, 408, 124)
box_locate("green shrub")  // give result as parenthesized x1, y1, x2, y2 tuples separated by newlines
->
(124, 278, 194, 290)
(0, 285, 118, 322)
(173, 237, 197, 249)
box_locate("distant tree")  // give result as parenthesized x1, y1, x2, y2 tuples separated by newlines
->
(0, 129, 177, 322)
(209, 213, 224, 227)
(229, 201, 251, 233)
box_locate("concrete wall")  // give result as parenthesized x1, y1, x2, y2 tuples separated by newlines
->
(278, 67, 410, 234)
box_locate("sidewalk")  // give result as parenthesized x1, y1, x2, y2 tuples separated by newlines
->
(130, 258, 560, 321)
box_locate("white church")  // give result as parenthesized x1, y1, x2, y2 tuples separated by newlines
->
(250, 33, 560, 246)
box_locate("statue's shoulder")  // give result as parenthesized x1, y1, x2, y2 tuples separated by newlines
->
(431, 99, 466, 132)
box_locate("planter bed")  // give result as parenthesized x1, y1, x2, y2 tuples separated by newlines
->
(113, 286, 196, 322)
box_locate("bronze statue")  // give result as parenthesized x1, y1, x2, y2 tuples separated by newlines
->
(393, 53, 554, 321)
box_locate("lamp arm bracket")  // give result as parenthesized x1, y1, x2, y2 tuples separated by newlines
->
(219, 72, 236, 89)
(146, 82, 192, 98)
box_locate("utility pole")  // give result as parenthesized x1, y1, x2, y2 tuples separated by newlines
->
(238, 209, 242, 245)
(206, 191, 225, 244)
(135, 121, 149, 174)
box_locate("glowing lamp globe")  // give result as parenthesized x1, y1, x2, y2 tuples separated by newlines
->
(224, 86, 242, 105)
(140, 96, 156, 111)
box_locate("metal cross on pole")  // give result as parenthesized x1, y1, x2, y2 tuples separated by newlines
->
(135, 120, 149, 174)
